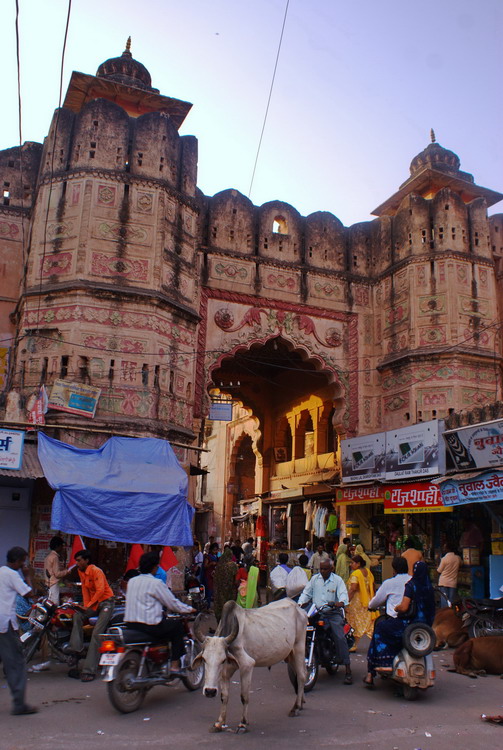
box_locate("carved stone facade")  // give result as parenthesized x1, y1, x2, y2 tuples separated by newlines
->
(1, 46, 502, 536)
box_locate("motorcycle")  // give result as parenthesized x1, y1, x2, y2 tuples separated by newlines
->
(99, 614, 204, 713)
(460, 597, 503, 638)
(288, 604, 355, 692)
(183, 567, 207, 612)
(19, 597, 125, 665)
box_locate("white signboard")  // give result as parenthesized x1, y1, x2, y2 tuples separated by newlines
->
(443, 419, 503, 471)
(385, 419, 445, 480)
(341, 432, 386, 483)
(0, 429, 25, 470)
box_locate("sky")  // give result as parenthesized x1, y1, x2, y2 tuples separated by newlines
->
(1, 0, 502, 227)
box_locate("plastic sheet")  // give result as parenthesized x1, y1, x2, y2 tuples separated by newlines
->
(38, 433, 194, 545)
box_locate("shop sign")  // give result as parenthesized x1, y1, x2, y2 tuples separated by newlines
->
(335, 485, 385, 505)
(385, 419, 445, 480)
(0, 428, 24, 470)
(383, 482, 450, 514)
(48, 379, 101, 418)
(439, 471, 503, 507)
(443, 419, 503, 471)
(341, 432, 386, 483)
(209, 401, 233, 421)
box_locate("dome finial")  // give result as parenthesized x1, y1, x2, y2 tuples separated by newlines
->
(124, 37, 132, 56)
(430, 128, 436, 143)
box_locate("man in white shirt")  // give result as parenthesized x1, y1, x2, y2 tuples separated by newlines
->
(0, 546, 37, 715)
(270, 553, 290, 595)
(368, 556, 410, 617)
(308, 543, 330, 574)
(298, 559, 353, 684)
(125, 551, 195, 673)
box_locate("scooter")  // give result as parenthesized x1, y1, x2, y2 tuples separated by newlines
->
(372, 618, 436, 701)
(288, 604, 355, 692)
(99, 614, 204, 713)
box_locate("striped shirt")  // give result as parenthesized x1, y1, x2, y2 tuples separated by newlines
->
(125, 573, 193, 625)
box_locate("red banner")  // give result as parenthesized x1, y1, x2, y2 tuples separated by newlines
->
(383, 483, 451, 514)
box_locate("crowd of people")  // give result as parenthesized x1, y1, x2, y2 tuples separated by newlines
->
(0, 531, 452, 715)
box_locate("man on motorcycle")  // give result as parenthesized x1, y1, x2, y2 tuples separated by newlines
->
(298, 559, 353, 684)
(68, 550, 115, 682)
(125, 551, 195, 673)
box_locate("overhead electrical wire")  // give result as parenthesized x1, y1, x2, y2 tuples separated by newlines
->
(248, 0, 290, 199)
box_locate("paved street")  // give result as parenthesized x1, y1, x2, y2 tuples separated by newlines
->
(1, 645, 501, 750)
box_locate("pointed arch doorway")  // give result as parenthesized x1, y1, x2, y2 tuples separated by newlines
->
(202, 336, 344, 543)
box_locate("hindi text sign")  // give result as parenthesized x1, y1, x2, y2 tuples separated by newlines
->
(383, 482, 450, 514)
(0, 429, 25, 470)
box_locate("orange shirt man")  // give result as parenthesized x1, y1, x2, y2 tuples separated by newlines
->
(68, 550, 114, 681)
(78, 561, 113, 610)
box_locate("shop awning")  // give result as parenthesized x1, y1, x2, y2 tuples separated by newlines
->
(0, 442, 44, 479)
(38, 432, 194, 546)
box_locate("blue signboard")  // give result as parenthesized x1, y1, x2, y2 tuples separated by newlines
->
(209, 401, 233, 421)
(439, 470, 503, 506)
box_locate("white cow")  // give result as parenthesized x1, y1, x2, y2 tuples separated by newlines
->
(192, 599, 307, 733)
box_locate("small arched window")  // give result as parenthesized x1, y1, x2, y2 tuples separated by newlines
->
(272, 215, 288, 234)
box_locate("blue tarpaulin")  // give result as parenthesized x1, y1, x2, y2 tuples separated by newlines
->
(38, 433, 194, 546)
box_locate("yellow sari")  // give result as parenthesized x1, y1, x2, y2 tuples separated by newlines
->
(346, 567, 378, 639)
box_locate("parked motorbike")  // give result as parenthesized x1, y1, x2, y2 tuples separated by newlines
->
(20, 597, 125, 665)
(461, 597, 503, 638)
(288, 604, 355, 692)
(99, 615, 204, 713)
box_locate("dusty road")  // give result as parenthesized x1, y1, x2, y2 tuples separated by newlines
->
(1, 646, 501, 750)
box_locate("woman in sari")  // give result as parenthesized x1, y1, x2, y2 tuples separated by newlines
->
(236, 560, 259, 609)
(354, 543, 373, 569)
(364, 560, 435, 687)
(335, 538, 352, 582)
(345, 555, 377, 650)
(213, 547, 238, 621)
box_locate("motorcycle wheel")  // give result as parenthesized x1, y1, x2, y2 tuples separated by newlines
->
(23, 633, 41, 663)
(181, 643, 204, 691)
(402, 685, 419, 701)
(468, 618, 492, 639)
(107, 652, 146, 714)
(288, 652, 319, 693)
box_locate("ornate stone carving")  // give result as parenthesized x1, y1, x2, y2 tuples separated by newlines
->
(91, 252, 149, 282)
(0, 221, 20, 240)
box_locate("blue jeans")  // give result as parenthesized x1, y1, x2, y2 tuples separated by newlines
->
(439, 585, 457, 607)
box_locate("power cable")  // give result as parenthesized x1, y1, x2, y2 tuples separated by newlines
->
(248, 0, 290, 199)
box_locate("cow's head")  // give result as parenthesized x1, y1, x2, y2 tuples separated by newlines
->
(192, 616, 239, 698)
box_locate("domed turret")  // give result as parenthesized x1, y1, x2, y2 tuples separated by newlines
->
(409, 129, 460, 176)
(96, 38, 157, 92)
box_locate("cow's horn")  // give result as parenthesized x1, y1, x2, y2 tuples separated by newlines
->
(193, 614, 206, 643)
(224, 619, 239, 645)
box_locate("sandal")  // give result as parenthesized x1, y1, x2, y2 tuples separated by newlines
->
(67, 668, 80, 679)
(343, 673, 353, 685)
(362, 677, 375, 689)
(80, 674, 96, 682)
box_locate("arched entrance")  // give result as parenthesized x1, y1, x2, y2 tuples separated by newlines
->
(201, 336, 345, 543)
